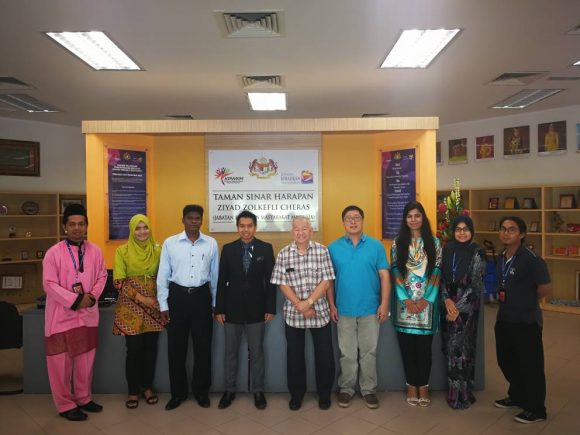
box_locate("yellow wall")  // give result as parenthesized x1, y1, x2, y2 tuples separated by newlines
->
(86, 130, 436, 267)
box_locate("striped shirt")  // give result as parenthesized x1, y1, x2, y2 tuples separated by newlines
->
(270, 240, 335, 328)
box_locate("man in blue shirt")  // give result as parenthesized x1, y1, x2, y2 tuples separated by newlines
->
(328, 205, 390, 409)
(157, 204, 219, 411)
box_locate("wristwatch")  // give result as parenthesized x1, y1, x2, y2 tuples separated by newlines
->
(307, 297, 315, 306)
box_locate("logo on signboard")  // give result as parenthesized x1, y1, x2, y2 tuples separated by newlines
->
(123, 152, 132, 161)
(249, 157, 278, 179)
(301, 170, 314, 184)
(215, 167, 233, 185)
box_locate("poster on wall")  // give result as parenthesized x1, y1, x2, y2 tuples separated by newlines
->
(448, 138, 467, 164)
(107, 148, 147, 240)
(577, 123, 580, 153)
(475, 135, 495, 161)
(503, 125, 530, 158)
(436, 141, 442, 166)
(208, 149, 319, 232)
(538, 121, 567, 155)
(381, 148, 416, 240)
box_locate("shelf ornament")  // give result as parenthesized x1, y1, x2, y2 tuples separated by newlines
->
(437, 178, 470, 244)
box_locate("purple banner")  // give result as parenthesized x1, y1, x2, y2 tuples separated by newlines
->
(107, 149, 147, 240)
(382, 149, 416, 239)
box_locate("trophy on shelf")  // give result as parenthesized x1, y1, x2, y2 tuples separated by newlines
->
(552, 212, 565, 233)
(8, 226, 17, 238)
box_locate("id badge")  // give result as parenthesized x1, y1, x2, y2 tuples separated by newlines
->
(498, 283, 506, 303)
(72, 282, 85, 294)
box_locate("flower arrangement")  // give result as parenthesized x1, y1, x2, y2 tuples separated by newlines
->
(437, 178, 470, 243)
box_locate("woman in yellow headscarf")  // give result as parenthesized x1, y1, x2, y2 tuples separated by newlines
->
(113, 214, 166, 409)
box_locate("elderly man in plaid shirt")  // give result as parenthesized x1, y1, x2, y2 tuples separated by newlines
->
(271, 216, 336, 411)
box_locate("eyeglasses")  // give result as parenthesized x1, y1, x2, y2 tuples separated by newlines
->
(499, 227, 519, 234)
(344, 216, 363, 223)
(454, 226, 471, 233)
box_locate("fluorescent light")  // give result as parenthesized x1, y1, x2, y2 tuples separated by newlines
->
(574, 59, 580, 66)
(381, 29, 461, 68)
(0, 94, 60, 112)
(491, 89, 563, 109)
(45, 31, 141, 70)
(247, 92, 287, 111)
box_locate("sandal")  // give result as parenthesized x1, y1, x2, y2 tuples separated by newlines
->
(142, 390, 159, 405)
(406, 385, 419, 406)
(126, 398, 139, 409)
(418, 386, 431, 407)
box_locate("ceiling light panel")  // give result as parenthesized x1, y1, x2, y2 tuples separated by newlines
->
(0, 94, 60, 112)
(491, 89, 563, 109)
(247, 93, 287, 111)
(45, 31, 141, 70)
(381, 29, 461, 68)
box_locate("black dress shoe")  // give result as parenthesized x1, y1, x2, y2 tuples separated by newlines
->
(254, 392, 267, 410)
(289, 397, 302, 411)
(218, 391, 235, 409)
(59, 408, 88, 421)
(319, 398, 331, 410)
(195, 393, 210, 408)
(165, 397, 183, 411)
(79, 401, 103, 413)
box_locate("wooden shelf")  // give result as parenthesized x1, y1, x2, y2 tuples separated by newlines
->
(438, 183, 580, 315)
(0, 259, 42, 265)
(0, 236, 57, 241)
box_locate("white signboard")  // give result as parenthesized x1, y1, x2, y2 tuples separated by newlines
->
(208, 149, 319, 232)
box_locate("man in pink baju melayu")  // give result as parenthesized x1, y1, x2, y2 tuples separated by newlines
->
(42, 204, 107, 421)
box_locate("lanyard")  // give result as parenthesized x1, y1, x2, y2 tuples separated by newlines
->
(65, 240, 85, 282)
(501, 254, 516, 285)
(451, 252, 458, 282)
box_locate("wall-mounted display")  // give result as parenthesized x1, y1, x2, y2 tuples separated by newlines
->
(538, 121, 566, 155)
(475, 135, 495, 161)
(503, 126, 530, 158)
(448, 138, 467, 164)
(0, 139, 40, 176)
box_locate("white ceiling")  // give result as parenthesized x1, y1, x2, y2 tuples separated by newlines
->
(1, 0, 580, 127)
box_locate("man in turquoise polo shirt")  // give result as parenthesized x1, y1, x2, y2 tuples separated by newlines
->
(328, 205, 390, 409)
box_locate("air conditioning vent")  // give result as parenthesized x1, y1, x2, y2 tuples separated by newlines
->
(548, 76, 580, 81)
(216, 11, 284, 37)
(241, 75, 283, 89)
(0, 77, 34, 90)
(491, 89, 563, 109)
(0, 94, 60, 112)
(487, 72, 547, 86)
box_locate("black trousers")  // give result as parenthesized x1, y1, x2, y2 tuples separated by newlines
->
(125, 332, 159, 395)
(397, 332, 433, 387)
(167, 283, 213, 399)
(495, 320, 546, 416)
(285, 323, 335, 401)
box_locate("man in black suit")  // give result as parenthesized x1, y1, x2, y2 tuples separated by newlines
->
(215, 210, 276, 410)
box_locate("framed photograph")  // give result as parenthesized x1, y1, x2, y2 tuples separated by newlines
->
(530, 221, 539, 232)
(576, 271, 580, 300)
(1, 275, 24, 290)
(488, 197, 499, 210)
(476, 135, 495, 161)
(448, 138, 467, 164)
(559, 194, 576, 209)
(436, 141, 442, 166)
(538, 121, 567, 155)
(504, 197, 519, 209)
(0, 139, 40, 176)
(503, 126, 530, 159)
(523, 198, 537, 209)
(60, 198, 85, 214)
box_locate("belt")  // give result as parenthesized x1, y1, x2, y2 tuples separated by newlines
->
(169, 281, 209, 295)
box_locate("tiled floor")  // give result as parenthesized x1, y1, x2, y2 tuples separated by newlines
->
(1, 305, 579, 434)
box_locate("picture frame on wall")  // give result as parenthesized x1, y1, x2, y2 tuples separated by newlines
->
(538, 121, 567, 155)
(488, 197, 499, 210)
(60, 198, 85, 214)
(448, 138, 468, 164)
(529, 221, 539, 232)
(504, 197, 519, 209)
(503, 126, 530, 159)
(559, 194, 576, 209)
(436, 141, 442, 166)
(1, 275, 24, 290)
(523, 198, 537, 209)
(0, 138, 40, 177)
(576, 123, 580, 153)
(476, 135, 495, 161)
